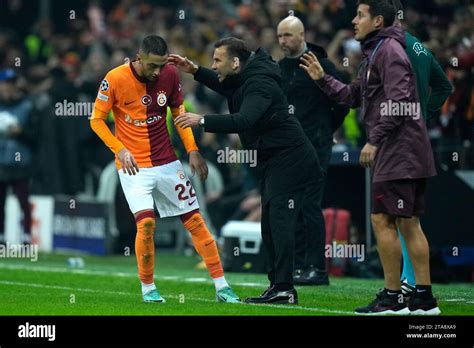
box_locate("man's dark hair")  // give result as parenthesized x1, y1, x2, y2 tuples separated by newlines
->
(214, 37, 251, 64)
(140, 35, 168, 56)
(357, 0, 396, 27)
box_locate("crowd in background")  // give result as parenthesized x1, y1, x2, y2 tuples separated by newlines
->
(0, 0, 473, 234)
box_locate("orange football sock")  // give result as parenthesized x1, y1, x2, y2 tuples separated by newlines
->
(135, 211, 156, 284)
(181, 210, 224, 279)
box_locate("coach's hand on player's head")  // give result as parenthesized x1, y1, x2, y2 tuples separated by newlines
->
(359, 143, 378, 168)
(118, 148, 140, 175)
(175, 112, 202, 129)
(189, 151, 209, 182)
(299, 51, 325, 81)
(168, 54, 199, 74)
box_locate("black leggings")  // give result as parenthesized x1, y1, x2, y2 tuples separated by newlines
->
(0, 179, 31, 235)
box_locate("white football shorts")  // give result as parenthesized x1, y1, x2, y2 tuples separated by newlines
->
(118, 160, 200, 217)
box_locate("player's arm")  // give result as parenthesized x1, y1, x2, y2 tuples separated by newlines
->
(171, 104, 208, 181)
(90, 76, 139, 175)
(300, 51, 362, 108)
(427, 56, 453, 119)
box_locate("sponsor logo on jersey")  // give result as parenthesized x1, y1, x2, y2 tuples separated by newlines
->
(124, 114, 163, 127)
(157, 91, 167, 106)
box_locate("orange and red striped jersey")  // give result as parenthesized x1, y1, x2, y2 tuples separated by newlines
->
(91, 61, 184, 168)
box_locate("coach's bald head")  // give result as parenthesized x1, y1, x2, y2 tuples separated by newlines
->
(277, 16, 306, 57)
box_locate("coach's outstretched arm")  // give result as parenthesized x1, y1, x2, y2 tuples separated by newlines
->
(168, 54, 228, 97)
(174, 82, 272, 133)
(300, 51, 362, 108)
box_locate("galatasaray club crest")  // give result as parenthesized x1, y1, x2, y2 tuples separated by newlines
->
(157, 91, 167, 106)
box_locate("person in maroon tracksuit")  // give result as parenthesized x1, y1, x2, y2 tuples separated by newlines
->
(299, 0, 440, 315)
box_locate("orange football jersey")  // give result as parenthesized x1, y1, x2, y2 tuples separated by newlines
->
(92, 61, 183, 168)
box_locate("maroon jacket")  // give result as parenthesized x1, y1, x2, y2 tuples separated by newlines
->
(317, 26, 436, 182)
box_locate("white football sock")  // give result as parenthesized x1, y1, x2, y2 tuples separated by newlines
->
(141, 282, 156, 295)
(213, 276, 229, 291)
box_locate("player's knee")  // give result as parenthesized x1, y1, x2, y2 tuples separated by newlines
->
(142, 219, 155, 235)
(135, 210, 156, 237)
(182, 211, 207, 237)
(180, 209, 200, 224)
(371, 213, 395, 231)
(397, 217, 421, 236)
(135, 209, 155, 223)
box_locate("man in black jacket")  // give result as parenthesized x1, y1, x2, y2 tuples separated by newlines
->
(170, 37, 321, 304)
(278, 16, 349, 285)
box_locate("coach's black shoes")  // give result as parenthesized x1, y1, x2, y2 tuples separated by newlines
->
(408, 286, 441, 315)
(355, 289, 410, 315)
(245, 285, 298, 305)
(296, 266, 330, 286)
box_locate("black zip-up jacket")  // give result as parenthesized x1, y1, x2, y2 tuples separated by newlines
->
(279, 42, 349, 146)
(197, 48, 308, 160)
(195, 48, 319, 202)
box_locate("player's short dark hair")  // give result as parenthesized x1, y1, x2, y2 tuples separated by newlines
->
(357, 0, 396, 27)
(214, 37, 251, 64)
(140, 35, 168, 56)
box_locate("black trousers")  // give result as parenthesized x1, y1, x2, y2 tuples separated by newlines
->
(294, 142, 332, 270)
(0, 178, 31, 236)
(261, 190, 305, 286)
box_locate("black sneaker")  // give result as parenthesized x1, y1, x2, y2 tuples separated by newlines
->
(245, 286, 298, 305)
(401, 278, 416, 299)
(355, 289, 409, 315)
(298, 266, 330, 286)
(409, 293, 441, 315)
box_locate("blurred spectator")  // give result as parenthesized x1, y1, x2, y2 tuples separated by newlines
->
(0, 68, 35, 244)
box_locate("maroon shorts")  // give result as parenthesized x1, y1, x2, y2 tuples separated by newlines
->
(372, 179, 427, 218)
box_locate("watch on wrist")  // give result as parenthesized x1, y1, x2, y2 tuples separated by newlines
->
(198, 117, 205, 127)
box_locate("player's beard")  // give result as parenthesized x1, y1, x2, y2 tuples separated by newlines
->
(146, 75, 157, 81)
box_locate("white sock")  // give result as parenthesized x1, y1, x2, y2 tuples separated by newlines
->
(141, 282, 156, 295)
(213, 276, 229, 291)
